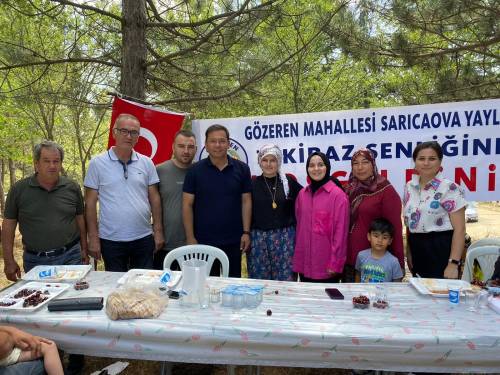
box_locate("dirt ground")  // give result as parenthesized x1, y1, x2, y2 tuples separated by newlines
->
(1, 202, 500, 374)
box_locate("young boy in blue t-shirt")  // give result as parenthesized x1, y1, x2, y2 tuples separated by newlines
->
(355, 218, 403, 283)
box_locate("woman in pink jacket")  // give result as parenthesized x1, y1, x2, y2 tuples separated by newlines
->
(293, 152, 349, 282)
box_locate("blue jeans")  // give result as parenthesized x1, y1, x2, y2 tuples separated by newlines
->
(22, 244, 84, 374)
(100, 234, 154, 272)
(0, 360, 45, 375)
(23, 243, 82, 273)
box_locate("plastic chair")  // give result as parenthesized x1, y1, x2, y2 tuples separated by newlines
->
(468, 237, 500, 251)
(160, 244, 231, 375)
(462, 245, 500, 282)
(163, 244, 229, 277)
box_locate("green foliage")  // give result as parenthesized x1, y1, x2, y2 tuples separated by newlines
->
(0, 0, 498, 186)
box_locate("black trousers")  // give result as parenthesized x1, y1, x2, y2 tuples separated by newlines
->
(211, 243, 241, 278)
(408, 230, 453, 278)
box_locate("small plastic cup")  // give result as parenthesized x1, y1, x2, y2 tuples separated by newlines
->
(221, 289, 233, 307)
(232, 291, 245, 309)
(463, 290, 478, 311)
(448, 286, 460, 304)
(244, 290, 259, 308)
(477, 290, 489, 309)
(375, 285, 388, 303)
(198, 286, 210, 309)
(210, 287, 221, 304)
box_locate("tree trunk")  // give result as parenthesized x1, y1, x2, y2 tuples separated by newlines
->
(0, 159, 5, 215)
(121, 0, 147, 100)
(8, 159, 16, 187)
(22, 161, 27, 178)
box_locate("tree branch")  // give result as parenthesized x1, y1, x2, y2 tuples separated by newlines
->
(49, 0, 122, 22)
(145, 0, 163, 22)
(0, 58, 120, 71)
(153, 1, 349, 104)
(146, 0, 278, 29)
(426, 80, 500, 96)
(145, 0, 254, 67)
(381, 34, 500, 61)
(145, 73, 193, 94)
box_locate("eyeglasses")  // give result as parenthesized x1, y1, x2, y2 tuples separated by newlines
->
(114, 128, 140, 137)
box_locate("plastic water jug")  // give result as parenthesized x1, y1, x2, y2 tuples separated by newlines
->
(181, 259, 207, 305)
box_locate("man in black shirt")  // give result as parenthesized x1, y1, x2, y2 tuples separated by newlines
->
(183, 124, 252, 277)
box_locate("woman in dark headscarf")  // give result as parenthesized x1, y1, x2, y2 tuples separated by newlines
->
(343, 148, 404, 282)
(292, 152, 349, 282)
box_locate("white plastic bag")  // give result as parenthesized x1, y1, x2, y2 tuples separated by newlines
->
(105, 287, 168, 320)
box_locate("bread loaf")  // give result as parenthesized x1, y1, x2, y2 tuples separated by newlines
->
(106, 288, 167, 320)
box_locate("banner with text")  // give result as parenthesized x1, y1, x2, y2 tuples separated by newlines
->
(192, 99, 500, 201)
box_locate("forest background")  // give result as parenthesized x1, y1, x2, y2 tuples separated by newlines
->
(0, 0, 498, 209)
(0, 1, 498, 372)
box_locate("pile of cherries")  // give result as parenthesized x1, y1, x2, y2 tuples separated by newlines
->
(74, 281, 89, 290)
(373, 300, 389, 309)
(352, 295, 370, 309)
(22, 291, 48, 308)
(13, 289, 36, 298)
(471, 279, 487, 288)
(0, 300, 16, 307)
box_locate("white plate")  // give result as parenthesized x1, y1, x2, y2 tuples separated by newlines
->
(409, 277, 471, 297)
(22, 265, 92, 282)
(116, 269, 181, 289)
(487, 285, 500, 294)
(0, 282, 70, 311)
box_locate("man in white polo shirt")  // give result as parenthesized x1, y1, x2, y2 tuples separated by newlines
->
(84, 113, 164, 271)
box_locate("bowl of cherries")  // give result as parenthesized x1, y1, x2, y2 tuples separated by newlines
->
(352, 295, 370, 309)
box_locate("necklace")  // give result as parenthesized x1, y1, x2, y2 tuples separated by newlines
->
(263, 175, 278, 209)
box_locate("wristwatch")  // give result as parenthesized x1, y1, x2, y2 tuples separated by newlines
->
(448, 258, 461, 266)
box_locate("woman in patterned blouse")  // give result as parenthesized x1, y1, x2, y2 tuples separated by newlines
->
(403, 141, 466, 279)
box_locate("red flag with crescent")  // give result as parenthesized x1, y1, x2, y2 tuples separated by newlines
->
(107, 96, 185, 165)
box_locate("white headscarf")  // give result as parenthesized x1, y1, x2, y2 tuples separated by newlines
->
(257, 144, 290, 198)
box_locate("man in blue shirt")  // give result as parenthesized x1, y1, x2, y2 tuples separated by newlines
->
(183, 124, 252, 277)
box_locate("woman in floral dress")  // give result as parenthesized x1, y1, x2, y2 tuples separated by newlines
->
(248, 144, 302, 280)
(403, 141, 466, 279)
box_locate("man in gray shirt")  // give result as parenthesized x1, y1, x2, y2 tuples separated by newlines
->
(154, 129, 197, 269)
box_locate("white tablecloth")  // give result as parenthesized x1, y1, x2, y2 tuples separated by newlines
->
(1, 271, 499, 373)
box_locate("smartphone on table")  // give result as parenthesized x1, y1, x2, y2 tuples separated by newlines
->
(325, 288, 344, 300)
(167, 290, 180, 299)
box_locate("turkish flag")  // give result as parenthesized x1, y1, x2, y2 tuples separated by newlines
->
(107, 96, 185, 165)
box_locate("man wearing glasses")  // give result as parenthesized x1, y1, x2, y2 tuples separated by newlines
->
(84, 113, 164, 271)
(153, 129, 197, 270)
(183, 124, 252, 277)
